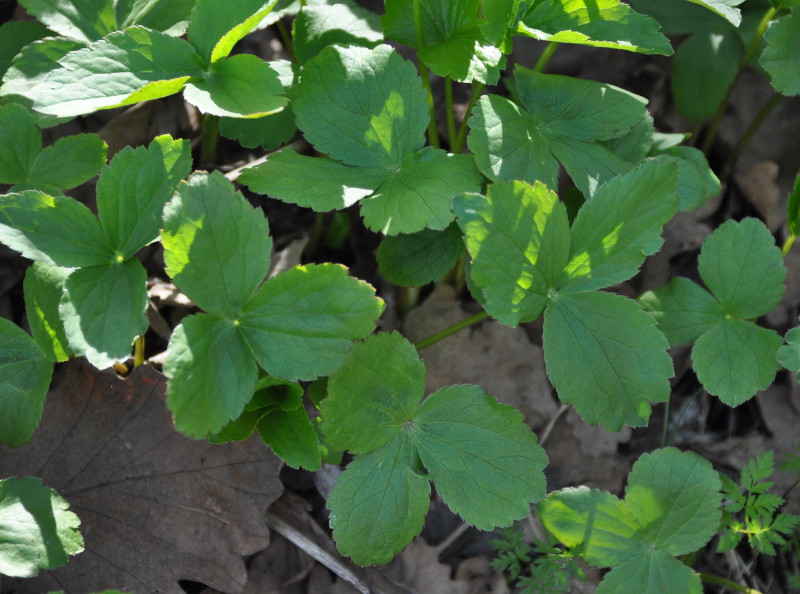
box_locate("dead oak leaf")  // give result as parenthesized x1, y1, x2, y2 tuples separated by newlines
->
(0, 359, 283, 594)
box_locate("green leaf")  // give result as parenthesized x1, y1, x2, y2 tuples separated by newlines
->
(183, 53, 287, 117)
(0, 476, 83, 577)
(29, 133, 108, 190)
(543, 291, 672, 430)
(30, 27, 205, 117)
(361, 148, 482, 234)
(17, 0, 117, 42)
(683, 0, 743, 26)
(760, 8, 800, 96)
(162, 171, 272, 317)
(328, 433, 431, 565)
(59, 259, 148, 369)
(602, 112, 655, 164)
(692, 319, 782, 406)
(294, 0, 383, 64)
(787, 169, 800, 237)
(697, 218, 786, 319)
(382, 0, 505, 84)
(23, 262, 72, 363)
(538, 448, 721, 594)
(257, 403, 321, 470)
(188, 0, 278, 63)
(562, 158, 679, 292)
(0, 37, 84, 127)
(294, 44, 429, 170)
(777, 326, 800, 379)
(240, 264, 384, 382)
(377, 223, 464, 287)
(0, 21, 50, 82)
(115, 0, 196, 35)
(672, 29, 742, 121)
(165, 313, 258, 437)
(0, 103, 41, 184)
(97, 134, 190, 258)
(0, 318, 52, 447)
(655, 146, 720, 211)
(320, 332, 425, 453)
(468, 68, 649, 195)
(517, 0, 674, 55)
(639, 277, 725, 346)
(219, 108, 296, 150)
(238, 150, 386, 211)
(413, 385, 548, 530)
(455, 181, 571, 326)
(0, 190, 113, 268)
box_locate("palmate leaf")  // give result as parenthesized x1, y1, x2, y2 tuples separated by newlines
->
(0, 318, 52, 447)
(0, 103, 107, 190)
(468, 67, 649, 197)
(321, 333, 547, 565)
(457, 160, 679, 430)
(517, 0, 673, 55)
(538, 448, 721, 594)
(642, 218, 786, 406)
(243, 44, 481, 234)
(382, 0, 505, 84)
(0, 476, 83, 577)
(162, 172, 382, 438)
(760, 8, 800, 96)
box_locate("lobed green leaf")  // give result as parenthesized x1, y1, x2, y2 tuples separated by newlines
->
(760, 9, 800, 96)
(188, 0, 278, 64)
(455, 180, 570, 326)
(59, 259, 149, 369)
(0, 21, 50, 80)
(413, 385, 548, 530)
(697, 218, 786, 319)
(293, 44, 429, 170)
(543, 291, 672, 431)
(239, 263, 384, 382)
(377, 223, 465, 287)
(0, 476, 83, 577)
(23, 262, 72, 363)
(0, 190, 113, 268)
(29, 133, 108, 190)
(0, 103, 41, 184)
(778, 326, 800, 379)
(562, 158, 679, 292)
(97, 134, 190, 258)
(162, 171, 272, 318)
(0, 318, 52, 447)
(164, 313, 258, 437)
(30, 27, 205, 117)
(294, 0, 383, 64)
(183, 53, 287, 118)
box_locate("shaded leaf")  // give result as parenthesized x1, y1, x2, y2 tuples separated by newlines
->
(543, 291, 672, 431)
(0, 359, 283, 593)
(0, 318, 52, 447)
(115, 0, 196, 35)
(0, 103, 41, 184)
(23, 261, 72, 363)
(377, 223, 464, 287)
(59, 259, 149, 369)
(0, 476, 82, 578)
(17, 0, 116, 42)
(29, 134, 108, 190)
(188, 0, 278, 63)
(0, 21, 50, 79)
(760, 9, 800, 96)
(294, 0, 383, 64)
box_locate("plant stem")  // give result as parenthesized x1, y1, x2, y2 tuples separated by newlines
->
(444, 76, 457, 149)
(452, 81, 485, 153)
(200, 114, 219, 167)
(413, 0, 439, 148)
(701, 7, 779, 155)
(305, 211, 325, 259)
(698, 572, 763, 594)
(782, 235, 796, 257)
(134, 336, 145, 368)
(275, 19, 297, 63)
(722, 91, 783, 182)
(398, 286, 421, 314)
(414, 311, 490, 351)
(533, 41, 560, 73)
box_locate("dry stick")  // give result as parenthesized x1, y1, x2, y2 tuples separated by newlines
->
(266, 511, 378, 594)
(539, 404, 570, 446)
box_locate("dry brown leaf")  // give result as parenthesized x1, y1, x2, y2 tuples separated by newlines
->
(380, 539, 470, 594)
(735, 161, 784, 231)
(566, 409, 631, 457)
(0, 359, 283, 594)
(403, 286, 557, 430)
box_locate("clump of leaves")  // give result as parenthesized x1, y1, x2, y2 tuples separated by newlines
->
(718, 450, 800, 556)
(490, 526, 585, 593)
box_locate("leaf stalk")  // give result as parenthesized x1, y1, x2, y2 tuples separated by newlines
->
(414, 311, 490, 350)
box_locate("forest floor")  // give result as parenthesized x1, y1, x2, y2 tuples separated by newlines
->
(1, 1, 800, 593)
